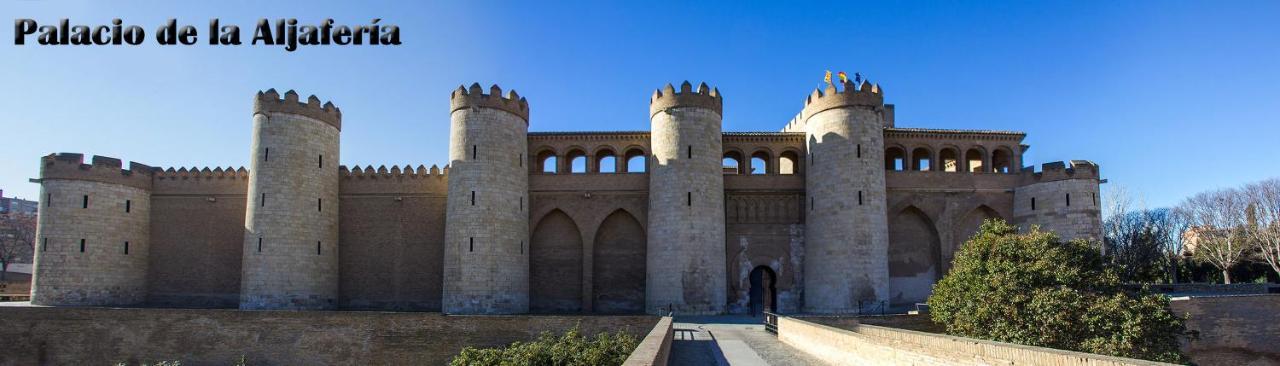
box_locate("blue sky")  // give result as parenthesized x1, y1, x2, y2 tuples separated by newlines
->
(1, 0, 1277, 208)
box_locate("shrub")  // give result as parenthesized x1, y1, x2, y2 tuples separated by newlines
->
(449, 326, 638, 366)
(927, 220, 1187, 363)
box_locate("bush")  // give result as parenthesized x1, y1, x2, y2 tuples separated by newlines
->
(449, 326, 638, 366)
(927, 220, 1187, 363)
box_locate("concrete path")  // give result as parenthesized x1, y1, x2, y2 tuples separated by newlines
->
(668, 316, 832, 366)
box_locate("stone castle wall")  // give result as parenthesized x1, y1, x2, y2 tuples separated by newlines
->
(443, 85, 531, 314)
(28, 82, 1103, 314)
(1013, 161, 1103, 242)
(646, 82, 728, 314)
(32, 154, 152, 306)
(240, 91, 342, 310)
(802, 82, 891, 313)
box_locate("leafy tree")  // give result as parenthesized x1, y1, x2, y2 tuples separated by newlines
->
(450, 326, 638, 366)
(928, 220, 1186, 363)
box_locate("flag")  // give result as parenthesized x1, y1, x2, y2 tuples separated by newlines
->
(824, 70, 832, 85)
(837, 71, 849, 84)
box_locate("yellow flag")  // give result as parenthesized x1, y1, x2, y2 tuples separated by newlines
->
(824, 70, 832, 84)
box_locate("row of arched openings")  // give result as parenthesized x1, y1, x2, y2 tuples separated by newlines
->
(884, 146, 1016, 173)
(722, 150, 801, 175)
(537, 148, 647, 174)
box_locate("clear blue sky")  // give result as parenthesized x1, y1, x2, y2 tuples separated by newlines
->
(2, 0, 1277, 209)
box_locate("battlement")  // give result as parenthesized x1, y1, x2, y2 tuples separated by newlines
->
(253, 89, 343, 131)
(649, 81, 722, 118)
(340, 164, 449, 179)
(38, 153, 154, 190)
(800, 81, 884, 121)
(450, 83, 529, 122)
(1022, 160, 1100, 182)
(154, 166, 249, 180)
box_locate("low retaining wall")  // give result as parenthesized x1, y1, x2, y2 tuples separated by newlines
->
(0, 306, 657, 366)
(622, 316, 672, 366)
(1171, 294, 1280, 366)
(777, 316, 1172, 366)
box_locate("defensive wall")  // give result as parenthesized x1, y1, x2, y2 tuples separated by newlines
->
(28, 82, 1103, 314)
(0, 306, 658, 366)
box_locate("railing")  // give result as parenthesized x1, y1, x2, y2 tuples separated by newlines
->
(763, 311, 779, 334)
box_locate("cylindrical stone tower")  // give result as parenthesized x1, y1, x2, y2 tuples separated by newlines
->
(646, 81, 728, 315)
(802, 81, 890, 313)
(240, 89, 342, 310)
(31, 153, 153, 306)
(443, 83, 530, 314)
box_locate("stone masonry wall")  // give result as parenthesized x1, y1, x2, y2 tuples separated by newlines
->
(647, 105, 727, 314)
(803, 104, 890, 313)
(241, 111, 341, 309)
(444, 104, 530, 314)
(32, 180, 151, 306)
(1013, 178, 1102, 242)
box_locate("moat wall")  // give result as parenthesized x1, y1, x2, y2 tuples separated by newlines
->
(0, 307, 657, 366)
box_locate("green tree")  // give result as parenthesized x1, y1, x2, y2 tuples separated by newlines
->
(928, 220, 1187, 363)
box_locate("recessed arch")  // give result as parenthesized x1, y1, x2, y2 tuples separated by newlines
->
(938, 147, 960, 172)
(779, 150, 800, 175)
(566, 148, 587, 174)
(888, 206, 942, 308)
(955, 205, 1002, 247)
(991, 147, 1014, 173)
(885, 146, 906, 171)
(750, 150, 771, 175)
(965, 147, 986, 173)
(529, 209, 583, 313)
(748, 265, 777, 316)
(593, 209, 646, 313)
(723, 150, 745, 175)
(623, 148, 647, 173)
(595, 147, 618, 174)
(910, 147, 932, 171)
(536, 149, 558, 174)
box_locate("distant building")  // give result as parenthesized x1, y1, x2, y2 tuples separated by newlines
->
(0, 190, 37, 215)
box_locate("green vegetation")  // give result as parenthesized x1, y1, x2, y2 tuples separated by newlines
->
(450, 326, 638, 366)
(928, 220, 1187, 363)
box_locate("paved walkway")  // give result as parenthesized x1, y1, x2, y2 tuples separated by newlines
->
(668, 316, 833, 366)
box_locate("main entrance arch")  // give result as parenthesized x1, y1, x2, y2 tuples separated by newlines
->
(748, 265, 777, 316)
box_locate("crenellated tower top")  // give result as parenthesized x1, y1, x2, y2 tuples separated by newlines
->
(450, 83, 529, 123)
(649, 81, 722, 118)
(38, 153, 154, 190)
(800, 80, 884, 121)
(253, 89, 343, 131)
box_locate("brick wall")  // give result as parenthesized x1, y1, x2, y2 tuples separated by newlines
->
(1171, 295, 1280, 366)
(0, 306, 657, 366)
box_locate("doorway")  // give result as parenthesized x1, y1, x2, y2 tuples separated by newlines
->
(748, 266, 777, 316)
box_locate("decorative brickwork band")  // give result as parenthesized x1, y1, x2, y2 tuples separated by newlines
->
(39, 153, 154, 190)
(253, 89, 343, 131)
(800, 80, 884, 122)
(450, 83, 529, 123)
(649, 81, 722, 118)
